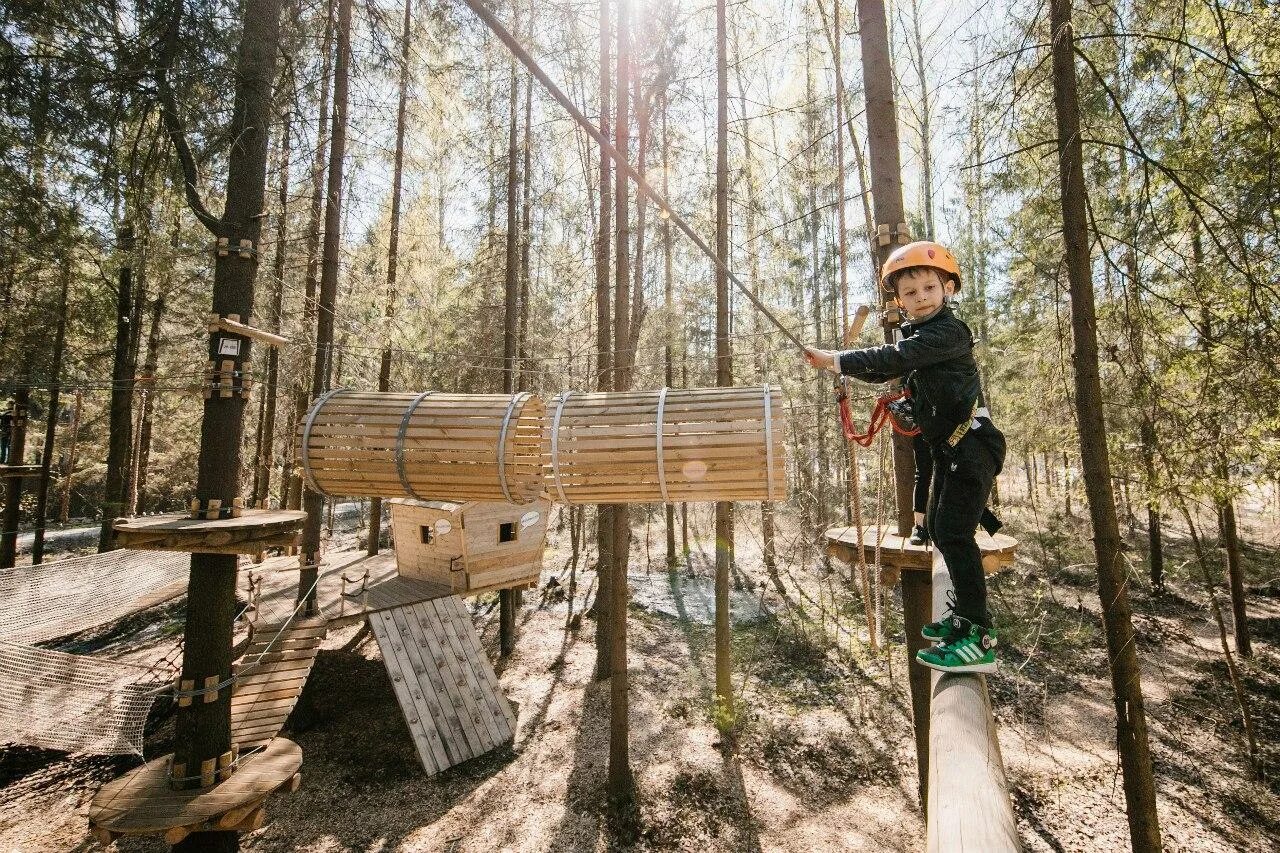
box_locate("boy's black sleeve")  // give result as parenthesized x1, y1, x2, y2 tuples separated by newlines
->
(836, 320, 971, 382)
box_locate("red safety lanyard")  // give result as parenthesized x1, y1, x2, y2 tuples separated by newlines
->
(837, 382, 920, 448)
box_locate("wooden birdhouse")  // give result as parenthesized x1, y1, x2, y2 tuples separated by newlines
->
(388, 498, 550, 595)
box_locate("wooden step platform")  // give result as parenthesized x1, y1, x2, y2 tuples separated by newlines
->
(355, 575, 453, 613)
(825, 525, 1018, 585)
(230, 617, 328, 748)
(0, 464, 40, 478)
(113, 509, 306, 555)
(369, 596, 516, 775)
(88, 736, 302, 846)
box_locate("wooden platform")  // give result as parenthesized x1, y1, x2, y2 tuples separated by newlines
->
(357, 575, 453, 613)
(113, 510, 306, 555)
(825, 525, 1018, 585)
(0, 464, 40, 478)
(247, 552, 399, 628)
(88, 736, 302, 845)
(230, 617, 328, 748)
(369, 597, 516, 775)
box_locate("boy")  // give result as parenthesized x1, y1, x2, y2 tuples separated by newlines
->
(803, 241, 1004, 673)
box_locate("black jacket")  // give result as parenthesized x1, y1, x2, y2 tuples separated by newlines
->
(836, 305, 984, 445)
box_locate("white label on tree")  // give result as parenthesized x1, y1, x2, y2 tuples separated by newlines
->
(434, 519, 452, 535)
(520, 510, 540, 529)
(218, 337, 241, 356)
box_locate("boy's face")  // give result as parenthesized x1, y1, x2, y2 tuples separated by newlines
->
(894, 268, 954, 319)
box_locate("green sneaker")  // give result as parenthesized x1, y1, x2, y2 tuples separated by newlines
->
(916, 623, 998, 674)
(921, 614, 965, 643)
(920, 591, 960, 642)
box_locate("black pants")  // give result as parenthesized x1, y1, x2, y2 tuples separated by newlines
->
(912, 434, 933, 515)
(926, 422, 1005, 628)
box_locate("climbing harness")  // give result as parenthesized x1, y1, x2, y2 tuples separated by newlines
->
(838, 382, 921, 448)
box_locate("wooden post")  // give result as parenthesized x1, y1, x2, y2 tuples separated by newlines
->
(925, 549, 1018, 852)
(900, 569, 932, 807)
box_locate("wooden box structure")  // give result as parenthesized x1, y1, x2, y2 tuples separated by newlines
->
(389, 498, 550, 594)
(297, 390, 545, 504)
(546, 385, 787, 504)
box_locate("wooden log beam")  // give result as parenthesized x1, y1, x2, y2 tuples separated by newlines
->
(925, 546, 1019, 852)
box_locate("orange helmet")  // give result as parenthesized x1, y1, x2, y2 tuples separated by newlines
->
(880, 240, 962, 294)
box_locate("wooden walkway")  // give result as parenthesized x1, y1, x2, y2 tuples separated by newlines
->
(230, 617, 329, 749)
(89, 736, 302, 845)
(369, 596, 516, 775)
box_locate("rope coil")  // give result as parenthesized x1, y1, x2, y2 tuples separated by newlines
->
(839, 387, 920, 448)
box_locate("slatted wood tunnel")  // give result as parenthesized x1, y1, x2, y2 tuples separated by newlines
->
(297, 390, 546, 504)
(546, 385, 787, 504)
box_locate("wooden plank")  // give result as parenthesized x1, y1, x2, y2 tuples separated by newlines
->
(89, 738, 302, 835)
(401, 603, 489, 757)
(926, 548, 1019, 852)
(428, 599, 506, 749)
(370, 608, 451, 772)
(435, 597, 515, 739)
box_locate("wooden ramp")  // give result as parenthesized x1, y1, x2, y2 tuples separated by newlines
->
(368, 597, 516, 775)
(230, 617, 328, 748)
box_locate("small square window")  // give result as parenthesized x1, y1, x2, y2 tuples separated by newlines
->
(419, 525, 433, 545)
(498, 522, 518, 543)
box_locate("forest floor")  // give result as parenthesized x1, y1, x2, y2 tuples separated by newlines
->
(1, 482, 1278, 851)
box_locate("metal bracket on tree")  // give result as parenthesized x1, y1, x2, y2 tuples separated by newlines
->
(212, 237, 257, 259)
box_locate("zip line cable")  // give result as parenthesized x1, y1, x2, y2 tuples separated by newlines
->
(457, 0, 808, 354)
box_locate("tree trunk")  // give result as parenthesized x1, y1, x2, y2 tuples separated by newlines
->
(518, 63, 533, 392)
(0, 389, 30, 568)
(255, 108, 291, 511)
(1049, 1, 1162, 847)
(59, 389, 81, 523)
(499, 56, 522, 657)
(594, 0, 614, 682)
(713, 0, 734, 728)
(660, 89, 677, 572)
(607, 0, 635, 811)
(133, 293, 165, 513)
(369, 0, 413, 557)
(31, 260, 71, 564)
(99, 230, 136, 551)
(1219, 499, 1251, 658)
(300, 0, 352, 613)
(156, 4, 284, 853)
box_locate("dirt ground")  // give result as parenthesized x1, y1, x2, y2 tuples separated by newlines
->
(2, 481, 1278, 851)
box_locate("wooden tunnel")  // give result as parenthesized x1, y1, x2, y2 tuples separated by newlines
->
(546, 385, 787, 504)
(297, 390, 546, 505)
(389, 498, 549, 595)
